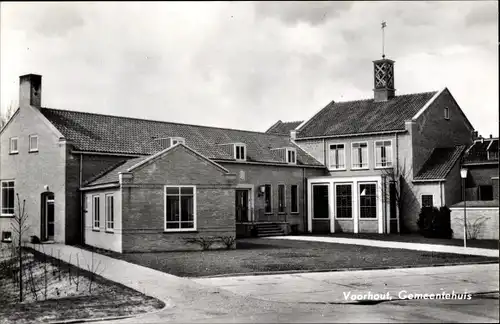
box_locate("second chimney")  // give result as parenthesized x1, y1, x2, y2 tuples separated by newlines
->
(19, 74, 42, 108)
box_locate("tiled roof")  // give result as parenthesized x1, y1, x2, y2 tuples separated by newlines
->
(463, 138, 499, 164)
(414, 145, 466, 181)
(41, 108, 323, 166)
(297, 91, 437, 138)
(84, 156, 148, 187)
(266, 120, 303, 135)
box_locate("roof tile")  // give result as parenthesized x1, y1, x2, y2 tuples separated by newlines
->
(414, 145, 466, 181)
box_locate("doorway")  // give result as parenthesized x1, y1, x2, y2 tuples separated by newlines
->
(41, 192, 55, 241)
(235, 189, 249, 222)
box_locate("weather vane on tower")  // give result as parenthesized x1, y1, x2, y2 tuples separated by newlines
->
(381, 21, 387, 59)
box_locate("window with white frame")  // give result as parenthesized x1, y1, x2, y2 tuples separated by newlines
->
(278, 184, 286, 213)
(1, 180, 15, 216)
(235, 144, 246, 161)
(286, 148, 297, 164)
(444, 107, 450, 120)
(359, 183, 377, 218)
(291, 185, 299, 213)
(351, 142, 368, 169)
(9, 137, 18, 154)
(329, 144, 345, 170)
(170, 137, 185, 146)
(421, 195, 433, 207)
(165, 186, 196, 230)
(375, 140, 393, 168)
(29, 135, 39, 152)
(105, 194, 114, 231)
(336, 184, 352, 218)
(92, 195, 100, 230)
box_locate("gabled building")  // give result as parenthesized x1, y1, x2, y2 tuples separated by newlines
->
(271, 57, 476, 234)
(0, 74, 325, 251)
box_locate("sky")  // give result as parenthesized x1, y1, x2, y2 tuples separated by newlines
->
(1, 1, 498, 136)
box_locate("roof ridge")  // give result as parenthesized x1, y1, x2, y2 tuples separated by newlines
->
(42, 107, 291, 138)
(333, 90, 438, 104)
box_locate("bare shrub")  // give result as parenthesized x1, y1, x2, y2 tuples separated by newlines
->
(218, 236, 236, 250)
(184, 237, 217, 250)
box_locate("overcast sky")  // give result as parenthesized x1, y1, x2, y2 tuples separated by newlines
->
(1, 1, 498, 136)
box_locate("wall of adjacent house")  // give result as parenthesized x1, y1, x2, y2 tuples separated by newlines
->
(408, 182, 444, 231)
(450, 207, 499, 240)
(293, 139, 325, 164)
(221, 163, 326, 233)
(120, 145, 236, 252)
(444, 160, 463, 207)
(0, 105, 66, 243)
(84, 188, 122, 252)
(411, 89, 474, 178)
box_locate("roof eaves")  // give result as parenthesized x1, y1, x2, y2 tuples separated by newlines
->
(296, 129, 407, 141)
(80, 182, 120, 191)
(411, 88, 445, 121)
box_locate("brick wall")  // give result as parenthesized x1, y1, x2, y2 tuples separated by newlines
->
(451, 207, 499, 240)
(411, 89, 474, 177)
(294, 139, 325, 164)
(120, 145, 237, 252)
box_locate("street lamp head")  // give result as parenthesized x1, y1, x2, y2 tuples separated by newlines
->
(460, 168, 468, 179)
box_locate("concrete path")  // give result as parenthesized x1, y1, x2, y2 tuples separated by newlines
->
(194, 263, 499, 303)
(268, 236, 499, 257)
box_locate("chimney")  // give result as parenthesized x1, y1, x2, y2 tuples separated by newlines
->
(19, 74, 42, 108)
(472, 130, 479, 139)
(373, 58, 395, 102)
(490, 134, 493, 139)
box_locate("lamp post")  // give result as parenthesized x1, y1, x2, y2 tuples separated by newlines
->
(460, 168, 468, 248)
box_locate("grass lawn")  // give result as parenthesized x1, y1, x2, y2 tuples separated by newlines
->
(312, 233, 500, 250)
(0, 244, 164, 324)
(85, 238, 499, 278)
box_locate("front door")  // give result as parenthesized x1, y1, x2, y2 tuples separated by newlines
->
(235, 189, 249, 222)
(41, 193, 55, 241)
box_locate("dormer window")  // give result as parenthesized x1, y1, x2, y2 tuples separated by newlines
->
(234, 144, 246, 161)
(170, 137, 185, 146)
(444, 107, 450, 120)
(286, 148, 296, 164)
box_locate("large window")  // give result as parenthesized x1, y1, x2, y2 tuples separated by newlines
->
(359, 183, 377, 218)
(29, 135, 39, 152)
(165, 186, 196, 231)
(264, 184, 272, 213)
(352, 142, 368, 169)
(9, 137, 18, 154)
(375, 140, 393, 168)
(1, 180, 15, 216)
(278, 184, 286, 213)
(291, 185, 299, 213)
(329, 144, 345, 170)
(92, 195, 100, 230)
(105, 194, 114, 231)
(421, 195, 433, 207)
(336, 184, 352, 218)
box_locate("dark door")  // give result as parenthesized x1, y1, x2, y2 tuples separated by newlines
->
(312, 185, 329, 219)
(235, 190, 249, 222)
(41, 193, 55, 241)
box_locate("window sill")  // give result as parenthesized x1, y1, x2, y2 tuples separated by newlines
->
(92, 228, 100, 232)
(29, 150, 39, 154)
(359, 218, 378, 220)
(0, 214, 15, 218)
(264, 212, 273, 215)
(163, 230, 198, 233)
(374, 165, 393, 169)
(105, 230, 115, 234)
(351, 168, 369, 171)
(291, 212, 299, 214)
(9, 152, 19, 155)
(329, 168, 346, 171)
(335, 217, 353, 220)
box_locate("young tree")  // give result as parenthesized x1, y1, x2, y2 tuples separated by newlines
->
(381, 161, 418, 234)
(11, 193, 30, 302)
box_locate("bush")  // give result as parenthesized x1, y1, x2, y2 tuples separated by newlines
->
(417, 206, 453, 239)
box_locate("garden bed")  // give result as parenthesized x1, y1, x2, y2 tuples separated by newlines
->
(0, 243, 164, 324)
(80, 238, 499, 278)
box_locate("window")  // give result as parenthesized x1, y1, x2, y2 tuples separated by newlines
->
(351, 142, 368, 169)
(312, 184, 329, 219)
(165, 186, 196, 231)
(235, 144, 246, 161)
(264, 184, 272, 213)
(421, 195, 433, 207)
(329, 144, 345, 170)
(92, 195, 100, 230)
(444, 107, 450, 120)
(336, 184, 352, 218)
(170, 137, 185, 146)
(105, 194, 114, 231)
(375, 140, 393, 168)
(29, 135, 38, 152)
(1, 231, 12, 243)
(9, 137, 18, 154)
(286, 148, 297, 164)
(487, 150, 499, 160)
(478, 185, 493, 201)
(278, 185, 286, 213)
(1, 180, 15, 216)
(291, 185, 299, 213)
(359, 183, 377, 218)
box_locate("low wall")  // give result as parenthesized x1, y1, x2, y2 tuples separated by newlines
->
(450, 207, 499, 240)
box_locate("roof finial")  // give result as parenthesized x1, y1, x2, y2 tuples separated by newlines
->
(381, 21, 387, 59)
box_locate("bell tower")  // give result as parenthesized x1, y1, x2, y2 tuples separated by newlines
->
(373, 21, 395, 102)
